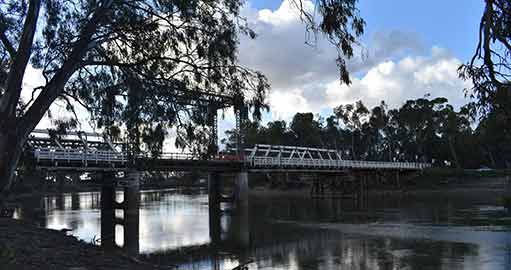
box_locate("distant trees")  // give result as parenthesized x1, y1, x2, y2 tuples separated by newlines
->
(223, 97, 508, 169)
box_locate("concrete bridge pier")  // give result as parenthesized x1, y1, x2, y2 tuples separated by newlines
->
(208, 172, 222, 243)
(122, 171, 140, 255)
(232, 171, 250, 248)
(100, 171, 140, 254)
(208, 171, 250, 248)
(208, 172, 222, 211)
(100, 172, 116, 250)
(234, 172, 249, 209)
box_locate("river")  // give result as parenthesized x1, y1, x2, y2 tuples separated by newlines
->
(13, 186, 511, 270)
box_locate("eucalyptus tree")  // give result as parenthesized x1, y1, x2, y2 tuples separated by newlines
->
(334, 100, 369, 159)
(289, 113, 323, 147)
(0, 0, 365, 198)
(367, 101, 388, 160)
(459, 0, 510, 114)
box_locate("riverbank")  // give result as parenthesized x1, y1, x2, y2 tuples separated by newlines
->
(249, 174, 511, 200)
(0, 218, 157, 270)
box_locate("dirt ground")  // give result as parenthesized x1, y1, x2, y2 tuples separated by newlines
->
(0, 218, 161, 270)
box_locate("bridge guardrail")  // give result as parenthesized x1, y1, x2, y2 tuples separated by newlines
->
(250, 157, 430, 170)
(34, 149, 128, 164)
(32, 148, 430, 171)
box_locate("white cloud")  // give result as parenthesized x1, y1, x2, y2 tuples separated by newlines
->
(269, 89, 313, 120)
(238, 0, 471, 120)
(19, 0, 473, 144)
(257, 0, 313, 26)
(325, 48, 472, 109)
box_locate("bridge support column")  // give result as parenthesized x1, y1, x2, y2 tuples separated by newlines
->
(208, 172, 221, 210)
(231, 171, 250, 248)
(234, 172, 249, 209)
(100, 172, 116, 250)
(208, 171, 223, 244)
(123, 171, 140, 255)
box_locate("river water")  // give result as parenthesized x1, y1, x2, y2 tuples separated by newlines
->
(14, 187, 511, 270)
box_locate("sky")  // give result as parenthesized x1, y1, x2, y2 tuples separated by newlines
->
(25, 0, 486, 149)
(233, 0, 485, 123)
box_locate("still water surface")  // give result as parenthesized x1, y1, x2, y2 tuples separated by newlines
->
(15, 188, 511, 270)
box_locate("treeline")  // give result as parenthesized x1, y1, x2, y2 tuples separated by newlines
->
(223, 97, 511, 169)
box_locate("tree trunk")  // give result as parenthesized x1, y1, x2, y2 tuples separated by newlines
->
(0, 1, 112, 207)
(0, 129, 27, 206)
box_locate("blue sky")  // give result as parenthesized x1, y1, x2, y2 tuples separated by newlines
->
(250, 0, 484, 62)
(233, 0, 485, 125)
(357, 0, 484, 60)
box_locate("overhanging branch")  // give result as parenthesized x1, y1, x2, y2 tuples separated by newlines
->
(0, 28, 16, 58)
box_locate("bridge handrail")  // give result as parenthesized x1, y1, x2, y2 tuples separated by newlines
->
(249, 156, 430, 170)
(32, 147, 431, 170)
(33, 148, 128, 163)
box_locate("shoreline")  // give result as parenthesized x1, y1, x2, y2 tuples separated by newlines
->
(2, 176, 510, 269)
(0, 218, 155, 270)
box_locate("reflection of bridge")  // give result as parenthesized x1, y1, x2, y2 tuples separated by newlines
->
(22, 129, 430, 254)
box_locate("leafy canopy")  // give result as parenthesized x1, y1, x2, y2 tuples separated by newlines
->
(0, 0, 365, 155)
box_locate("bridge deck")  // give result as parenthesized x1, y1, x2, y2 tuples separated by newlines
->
(30, 148, 429, 172)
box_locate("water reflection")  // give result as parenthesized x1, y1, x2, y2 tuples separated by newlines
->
(15, 188, 511, 270)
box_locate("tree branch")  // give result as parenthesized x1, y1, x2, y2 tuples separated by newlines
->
(19, 1, 113, 138)
(0, 27, 16, 58)
(0, 0, 41, 119)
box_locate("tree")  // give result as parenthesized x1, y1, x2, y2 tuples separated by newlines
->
(459, 0, 511, 114)
(0, 0, 365, 201)
(289, 113, 323, 147)
(459, 0, 511, 167)
(334, 100, 369, 159)
(437, 104, 472, 169)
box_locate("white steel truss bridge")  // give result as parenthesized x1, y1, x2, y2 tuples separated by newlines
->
(25, 130, 430, 172)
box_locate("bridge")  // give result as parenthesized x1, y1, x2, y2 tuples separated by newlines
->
(27, 129, 429, 172)
(22, 129, 430, 254)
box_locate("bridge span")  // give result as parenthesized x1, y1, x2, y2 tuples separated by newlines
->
(27, 130, 429, 172)
(21, 129, 431, 253)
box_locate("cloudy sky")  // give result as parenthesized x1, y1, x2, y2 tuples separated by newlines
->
(26, 0, 485, 148)
(235, 0, 483, 122)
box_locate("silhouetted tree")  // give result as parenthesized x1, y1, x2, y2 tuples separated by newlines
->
(459, 0, 511, 115)
(0, 0, 366, 200)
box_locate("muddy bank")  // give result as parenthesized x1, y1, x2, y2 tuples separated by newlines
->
(0, 218, 157, 270)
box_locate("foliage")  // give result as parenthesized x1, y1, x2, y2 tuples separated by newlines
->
(459, 0, 511, 115)
(223, 97, 510, 169)
(291, 0, 365, 84)
(0, 0, 366, 195)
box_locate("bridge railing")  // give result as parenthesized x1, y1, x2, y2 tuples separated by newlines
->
(33, 149, 128, 164)
(32, 148, 430, 170)
(33, 148, 200, 164)
(136, 152, 196, 160)
(250, 156, 430, 170)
